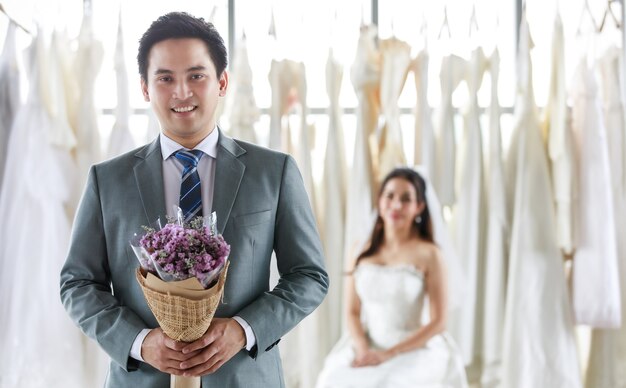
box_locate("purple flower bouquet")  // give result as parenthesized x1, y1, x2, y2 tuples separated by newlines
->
(130, 210, 231, 388)
(132, 212, 230, 289)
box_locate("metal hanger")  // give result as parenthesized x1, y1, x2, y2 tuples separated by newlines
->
(576, 0, 598, 36)
(598, 0, 621, 32)
(438, 5, 452, 39)
(469, 3, 479, 37)
(0, 2, 32, 34)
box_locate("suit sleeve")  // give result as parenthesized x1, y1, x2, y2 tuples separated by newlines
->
(236, 155, 329, 357)
(60, 166, 147, 371)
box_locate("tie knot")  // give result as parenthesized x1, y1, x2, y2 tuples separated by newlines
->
(175, 149, 203, 168)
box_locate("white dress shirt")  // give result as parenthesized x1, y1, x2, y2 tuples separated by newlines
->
(130, 128, 256, 362)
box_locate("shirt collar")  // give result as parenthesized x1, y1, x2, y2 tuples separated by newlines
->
(160, 126, 219, 160)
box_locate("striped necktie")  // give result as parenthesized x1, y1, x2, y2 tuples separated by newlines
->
(174, 149, 203, 222)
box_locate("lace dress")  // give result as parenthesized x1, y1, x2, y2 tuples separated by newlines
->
(316, 264, 467, 388)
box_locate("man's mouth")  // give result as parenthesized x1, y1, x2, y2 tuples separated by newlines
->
(171, 105, 197, 113)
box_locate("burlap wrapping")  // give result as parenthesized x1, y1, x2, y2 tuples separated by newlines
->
(135, 261, 229, 342)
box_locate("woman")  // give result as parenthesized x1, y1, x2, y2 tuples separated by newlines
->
(316, 168, 467, 388)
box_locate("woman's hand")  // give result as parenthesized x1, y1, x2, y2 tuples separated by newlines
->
(351, 348, 394, 367)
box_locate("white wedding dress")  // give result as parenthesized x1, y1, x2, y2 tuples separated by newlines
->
(316, 264, 467, 388)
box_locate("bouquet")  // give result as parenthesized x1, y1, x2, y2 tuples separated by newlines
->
(130, 209, 230, 388)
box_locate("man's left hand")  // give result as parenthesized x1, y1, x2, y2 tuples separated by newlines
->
(178, 318, 246, 376)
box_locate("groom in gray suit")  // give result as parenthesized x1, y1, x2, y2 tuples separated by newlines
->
(60, 12, 328, 388)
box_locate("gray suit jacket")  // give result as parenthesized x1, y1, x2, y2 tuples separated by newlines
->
(60, 131, 329, 387)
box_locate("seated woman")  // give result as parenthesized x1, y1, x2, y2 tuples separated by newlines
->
(316, 168, 467, 388)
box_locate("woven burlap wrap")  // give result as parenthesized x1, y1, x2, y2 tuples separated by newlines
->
(135, 261, 229, 342)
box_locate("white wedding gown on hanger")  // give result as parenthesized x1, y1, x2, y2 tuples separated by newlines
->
(0, 32, 85, 388)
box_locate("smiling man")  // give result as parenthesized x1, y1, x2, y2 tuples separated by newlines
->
(60, 12, 328, 388)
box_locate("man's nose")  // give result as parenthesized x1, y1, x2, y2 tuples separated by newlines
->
(172, 80, 192, 99)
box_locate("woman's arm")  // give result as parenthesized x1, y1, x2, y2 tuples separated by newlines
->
(353, 247, 448, 367)
(345, 263, 369, 356)
(386, 247, 448, 357)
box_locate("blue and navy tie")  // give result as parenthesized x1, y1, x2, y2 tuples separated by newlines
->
(174, 149, 203, 222)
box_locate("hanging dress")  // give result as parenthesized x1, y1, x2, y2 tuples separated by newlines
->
(571, 56, 621, 328)
(435, 54, 465, 207)
(448, 48, 488, 378)
(501, 16, 581, 388)
(106, 14, 135, 158)
(585, 44, 626, 388)
(544, 15, 576, 256)
(73, 14, 103, 192)
(480, 47, 509, 388)
(344, 25, 380, 262)
(320, 47, 347, 354)
(268, 59, 320, 388)
(0, 22, 20, 191)
(411, 50, 436, 180)
(225, 36, 260, 144)
(375, 37, 410, 180)
(0, 31, 85, 388)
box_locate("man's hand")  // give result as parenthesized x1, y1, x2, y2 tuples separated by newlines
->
(179, 318, 246, 376)
(141, 328, 199, 375)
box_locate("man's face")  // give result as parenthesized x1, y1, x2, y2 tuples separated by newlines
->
(141, 38, 228, 148)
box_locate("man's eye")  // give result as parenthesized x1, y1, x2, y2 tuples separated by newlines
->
(158, 77, 172, 82)
(191, 74, 204, 80)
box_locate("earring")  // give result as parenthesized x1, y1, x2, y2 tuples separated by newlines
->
(415, 215, 422, 224)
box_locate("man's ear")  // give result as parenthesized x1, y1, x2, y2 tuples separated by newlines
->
(218, 70, 229, 97)
(141, 78, 150, 102)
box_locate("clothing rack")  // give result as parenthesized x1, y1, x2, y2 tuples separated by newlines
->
(0, 2, 32, 35)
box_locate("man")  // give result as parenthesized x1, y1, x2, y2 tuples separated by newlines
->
(60, 12, 328, 388)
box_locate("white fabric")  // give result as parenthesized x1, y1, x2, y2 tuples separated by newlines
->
(545, 15, 576, 256)
(73, 15, 104, 202)
(225, 37, 259, 144)
(448, 48, 488, 374)
(107, 15, 135, 158)
(480, 48, 508, 388)
(267, 59, 317, 214)
(501, 17, 581, 388)
(571, 57, 621, 328)
(316, 264, 467, 388)
(344, 25, 379, 263)
(130, 329, 151, 361)
(414, 165, 465, 314)
(412, 50, 435, 180)
(586, 44, 626, 388)
(320, 48, 347, 353)
(268, 59, 319, 388)
(0, 22, 20, 192)
(375, 38, 410, 180)
(0, 33, 85, 388)
(435, 54, 465, 207)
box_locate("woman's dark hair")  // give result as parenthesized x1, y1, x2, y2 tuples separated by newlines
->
(137, 12, 228, 83)
(355, 168, 433, 266)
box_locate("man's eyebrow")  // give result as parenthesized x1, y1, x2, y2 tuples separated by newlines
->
(153, 66, 206, 75)
(154, 68, 173, 75)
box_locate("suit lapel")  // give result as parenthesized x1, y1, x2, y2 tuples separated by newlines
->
(212, 130, 246, 233)
(133, 138, 167, 225)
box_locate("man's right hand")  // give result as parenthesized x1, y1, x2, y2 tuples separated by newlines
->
(141, 328, 200, 375)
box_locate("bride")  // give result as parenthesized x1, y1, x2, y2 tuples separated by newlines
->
(316, 167, 467, 388)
